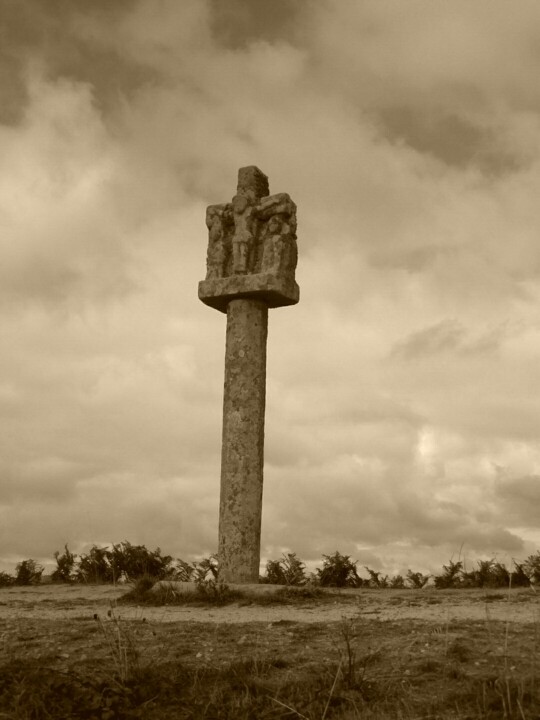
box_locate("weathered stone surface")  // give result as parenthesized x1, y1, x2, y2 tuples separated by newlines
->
(237, 166, 269, 201)
(203, 166, 298, 288)
(198, 272, 299, 313)
(219, 299, 268, 583)
(199, 167, 299, 584)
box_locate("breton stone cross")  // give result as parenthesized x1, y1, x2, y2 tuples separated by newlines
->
(199, 166, 299, 583)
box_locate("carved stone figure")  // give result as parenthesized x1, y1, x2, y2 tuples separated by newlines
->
(231, 193, 257, 275)
(205, 204, 231, 280)
(257, 191, 296, 220)
(258, 193, 297, 277)
(204, 177, 298, 283)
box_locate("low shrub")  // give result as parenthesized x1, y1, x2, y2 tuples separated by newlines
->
(51, 544, 76, 583)
(264, 552, 306, 585)
(364, 567, 389, 588)
(193, 555, 218, 583)
(406, 569, 430, 589)
(316, 551, 362, 587)
(74, 541, 174, 583)
(0, 572, 14, 588)
(174, 559, 195, 581)
(76, 545, 113, 583)
(523, 551, 540, 584)
(14, 559, 43, 586)
(109, 541, 174, 582)
(434, 560, 463, 589)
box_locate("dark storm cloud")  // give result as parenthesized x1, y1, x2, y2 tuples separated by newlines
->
(495, 475, 540, 525)
(209, 0, 304, 48)
(2, 0, 540, 575)
(0, 0, 158, 124)
(263, 459, 524, 569)
(377, 106, 522, 175)
(392, 319, 466, 359)
(0, 458, 80, 504)
(391, 320, 504, 360)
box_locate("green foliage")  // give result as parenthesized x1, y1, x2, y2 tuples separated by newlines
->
(272, 585, 325, 602)
(0, 660, 163, 718)
(433, 559, 463, 589)
(511, 561, 531, 587)
(174, 558, 195, 581)
(172, 556, 222, 584)
(264, 558, 284, 584)
(14, 559, 43, 586)
(364, 566, 389, 588)
(264, 552, 306, 585)
(75, 542, 174, 583)
(316, 551, 362, 587)
(76, 545, 113, 583)
(51, 544, 76, 583)
(94, 606, 145, 684)
(0, 571, 14, 587)
(406, 569, 430, 588)
(194, 579, 237, 603)
(489, 560, 513, 586)
(523, 551, 540, 584)
(193, 555, 218, 583)
(3, 542, 540, 593)
(461, 559, 493, 588)
(434, 557, 530, 590)
(132, 574, 156, 595)
(110, 541, 173, 582)
(461, 559, 513, 588)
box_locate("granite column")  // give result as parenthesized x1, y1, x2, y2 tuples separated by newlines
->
(198, 166, 299, 584)
(219, 299, 268, 583)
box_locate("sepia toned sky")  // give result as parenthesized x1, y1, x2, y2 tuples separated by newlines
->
(2, 0, 540, 577)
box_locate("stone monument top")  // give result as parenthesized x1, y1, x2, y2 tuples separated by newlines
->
(198, 166, 300, 313)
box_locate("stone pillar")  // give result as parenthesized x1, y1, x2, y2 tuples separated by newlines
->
(199, 166, 299, 584)
(219, 299, 268, 583)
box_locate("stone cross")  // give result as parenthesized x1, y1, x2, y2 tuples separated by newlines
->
(199, 166, 299, 583)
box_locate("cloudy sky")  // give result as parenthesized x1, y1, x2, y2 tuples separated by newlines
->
(2, 0, 540, 577)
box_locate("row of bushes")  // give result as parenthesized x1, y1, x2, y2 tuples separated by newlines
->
(264, 551, 538, 589)
(1, 543, 539, 589)
(0, 542, 219, 587)
(264, 552, 434, 588)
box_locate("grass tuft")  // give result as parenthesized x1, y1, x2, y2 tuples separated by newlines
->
(118, 579, 328, 607)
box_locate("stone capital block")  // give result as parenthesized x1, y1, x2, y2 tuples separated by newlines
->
(198, 272, 299, 313)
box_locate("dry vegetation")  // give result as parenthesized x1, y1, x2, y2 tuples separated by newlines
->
(1, 582, 540, 719)
(2, 546, 540, 717)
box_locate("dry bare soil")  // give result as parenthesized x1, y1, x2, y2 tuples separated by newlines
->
(1, 584, 539, 718)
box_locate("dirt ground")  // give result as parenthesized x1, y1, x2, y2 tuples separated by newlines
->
(1, 584, 538, 673)
(1, 584, 539, 718)
(0, 583, 538, 624)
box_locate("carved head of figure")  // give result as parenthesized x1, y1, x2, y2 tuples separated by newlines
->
(206, 206, 217, 227)
(268, 215, 284, 235)
(205, 207, 223, 243)
(232, 194, 250, 214)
